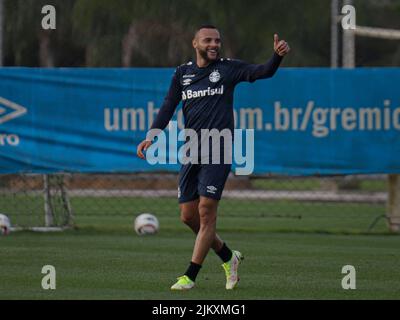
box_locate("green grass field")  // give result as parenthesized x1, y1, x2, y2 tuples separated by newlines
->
(1, 196, 399, 300)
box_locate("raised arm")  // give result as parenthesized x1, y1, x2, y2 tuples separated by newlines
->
(232, 34, 290, 83)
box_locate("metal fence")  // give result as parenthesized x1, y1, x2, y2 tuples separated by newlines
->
(0, 173, 391, 234)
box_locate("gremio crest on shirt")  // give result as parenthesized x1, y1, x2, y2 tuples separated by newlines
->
(209, 70, 221, 83)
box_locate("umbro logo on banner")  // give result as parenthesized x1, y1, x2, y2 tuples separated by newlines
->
(0, 97, 27, 124)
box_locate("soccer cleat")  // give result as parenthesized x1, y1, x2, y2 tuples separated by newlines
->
(170, 275, 195, 291)
(222, 250, 244, 290)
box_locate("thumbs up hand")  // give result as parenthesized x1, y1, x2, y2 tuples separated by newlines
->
(274, 34, 290, 56)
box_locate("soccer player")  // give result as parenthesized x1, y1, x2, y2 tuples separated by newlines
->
(137, 25, 289, 290)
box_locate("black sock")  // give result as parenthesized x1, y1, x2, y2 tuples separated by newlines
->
(216, 242, 233, 263)
(184, 262, 202, 282)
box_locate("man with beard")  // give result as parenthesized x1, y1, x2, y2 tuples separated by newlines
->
(137, 25, 290, 290)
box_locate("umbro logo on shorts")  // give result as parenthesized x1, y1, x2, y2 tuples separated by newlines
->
(206, 185, 217, 194)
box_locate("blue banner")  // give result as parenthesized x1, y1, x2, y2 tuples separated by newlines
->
(0, 67, 399, 175)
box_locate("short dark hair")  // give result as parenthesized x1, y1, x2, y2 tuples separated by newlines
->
(197, 24, 218, 31)
(194, 24, 218, 37)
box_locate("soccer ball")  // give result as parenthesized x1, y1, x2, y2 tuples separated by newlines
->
(0, 213, 11, 236)
(134, 213, 159, 235)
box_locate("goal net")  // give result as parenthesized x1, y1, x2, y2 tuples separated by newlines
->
(0, 174, 74, 231)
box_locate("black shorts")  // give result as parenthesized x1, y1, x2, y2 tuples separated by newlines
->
(178, 163, 231, 203)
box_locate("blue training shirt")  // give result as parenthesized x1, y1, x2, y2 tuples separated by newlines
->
(150, 52, 283, 134)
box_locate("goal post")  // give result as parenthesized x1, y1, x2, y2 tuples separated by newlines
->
(332, 0, 400, 233)
(43, 174, 75, 229)
(387, 174, 400, 232)
(354, 26, 400, 40)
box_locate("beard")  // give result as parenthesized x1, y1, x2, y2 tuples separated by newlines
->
(198, 47, 220, 62)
